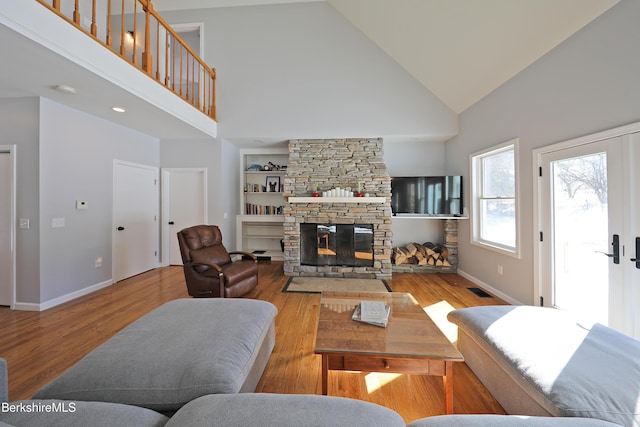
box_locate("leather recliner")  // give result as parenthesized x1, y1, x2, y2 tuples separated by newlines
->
(177, 225, 258, 298)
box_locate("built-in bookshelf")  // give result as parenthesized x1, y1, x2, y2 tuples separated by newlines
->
(237, 148, 288, 260)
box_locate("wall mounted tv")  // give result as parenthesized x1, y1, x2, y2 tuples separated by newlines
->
(391, 176, 463, 216)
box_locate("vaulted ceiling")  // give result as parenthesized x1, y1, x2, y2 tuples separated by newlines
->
(152, 0, 619, 113)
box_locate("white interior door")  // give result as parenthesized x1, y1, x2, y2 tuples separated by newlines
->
(538, 136, 637, 335)
(161, 168, 207, 265)
(0, 147, 14, 307)
(113, 161, 159, 282)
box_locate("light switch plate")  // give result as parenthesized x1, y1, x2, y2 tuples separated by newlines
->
(19, 218, 30, 229)
(76, 200, 88, 210)
(52, 217, 65, 228)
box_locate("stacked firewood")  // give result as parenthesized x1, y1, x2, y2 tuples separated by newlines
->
(392, 242, 451, 266)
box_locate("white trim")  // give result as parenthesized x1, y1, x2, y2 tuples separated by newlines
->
(457, 269, 524, 306)
(112, 160, 160, 282)
(532, 120, 640, 309)
(14, 279, 113, 312)
(0, 145, 16, 309)
(160, 167, 208, 266)
(469, 138, 521, 259)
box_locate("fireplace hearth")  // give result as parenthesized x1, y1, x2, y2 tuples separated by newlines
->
(301, 223, 373, 267)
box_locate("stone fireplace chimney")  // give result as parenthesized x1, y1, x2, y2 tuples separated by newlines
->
(283, 138, 392, 279)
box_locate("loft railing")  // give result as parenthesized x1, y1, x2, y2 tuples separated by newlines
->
(35, 0, 217, 121)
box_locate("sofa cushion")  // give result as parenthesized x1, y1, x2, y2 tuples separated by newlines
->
(408, 415, 622, 427)
(448, 306, 640, 427)
(165, 393, 406, 427)
(0, 400, 168, 427)
(33, 299, 277, 412)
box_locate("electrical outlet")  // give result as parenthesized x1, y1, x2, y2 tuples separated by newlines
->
(95, 257, 103, 268)
(52, 217, 65, 228)
(497, 265, 504, 275)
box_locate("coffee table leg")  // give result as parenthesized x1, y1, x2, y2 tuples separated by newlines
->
(443, 361, 454, 414)
(321, 354, 329, 395)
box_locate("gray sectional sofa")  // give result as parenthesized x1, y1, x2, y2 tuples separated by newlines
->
(0, 299, 631, 426)
(448, 305, 640, 427)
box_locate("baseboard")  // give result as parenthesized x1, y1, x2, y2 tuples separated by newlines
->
(14, 279, 113, 312)
(457, 269, 523, 306)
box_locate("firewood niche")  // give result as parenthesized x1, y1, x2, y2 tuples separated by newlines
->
(393, 242, 451, 266)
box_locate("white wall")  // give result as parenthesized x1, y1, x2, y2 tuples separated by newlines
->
(445, 0, 640, 305)
(159, 138, 234, 243)
(0, 98, 41, 304)
(38, 98, 159, 304)
(159, 2, 457, 142)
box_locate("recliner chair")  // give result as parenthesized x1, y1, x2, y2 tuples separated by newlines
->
(177, 225, 258, 298)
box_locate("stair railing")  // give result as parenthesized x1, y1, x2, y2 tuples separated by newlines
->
(36, 0, 217, 121)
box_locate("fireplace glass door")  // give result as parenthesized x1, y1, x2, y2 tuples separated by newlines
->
(301, 223, 373, 267)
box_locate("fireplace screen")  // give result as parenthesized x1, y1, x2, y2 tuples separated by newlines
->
(300, 223, 374, 267)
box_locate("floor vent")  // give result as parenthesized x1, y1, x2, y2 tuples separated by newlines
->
(467, 287, 493, 298)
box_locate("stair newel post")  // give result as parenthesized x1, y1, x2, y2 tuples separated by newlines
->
(211, 68, 217, 120)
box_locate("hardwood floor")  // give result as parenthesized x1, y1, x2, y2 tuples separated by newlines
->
(0, 262, 507, 423)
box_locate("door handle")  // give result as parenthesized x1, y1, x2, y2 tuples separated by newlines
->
(117, 226, 125, 231)
(631, 237, 640, 269)
(168, 221, 175, 225)
(595, 234, 619, 264)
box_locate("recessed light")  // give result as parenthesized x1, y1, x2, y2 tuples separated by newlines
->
(111, 107, 126, 113)
(53, 85, 77, 95)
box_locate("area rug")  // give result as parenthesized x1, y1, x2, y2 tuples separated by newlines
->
(282, 277, 391, 294)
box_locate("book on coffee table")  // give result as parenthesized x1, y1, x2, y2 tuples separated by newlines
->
(352, 300, 390, 327)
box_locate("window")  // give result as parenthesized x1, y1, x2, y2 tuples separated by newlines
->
(470, 139, 520, 257)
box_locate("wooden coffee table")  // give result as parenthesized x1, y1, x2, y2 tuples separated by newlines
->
(314, 291, 464, 414)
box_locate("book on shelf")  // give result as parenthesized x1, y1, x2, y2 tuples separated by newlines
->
(245, 204, 284, 215)
(352, 300, 390, 328)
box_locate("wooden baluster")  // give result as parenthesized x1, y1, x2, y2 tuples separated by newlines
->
(132, 0, 137, 65)
(142, 1, 152, 75)
(185, 49, 190, 100)
(202, 72, 207, 113)
(191, 57, 195, 105)
(155, 21, 160, 81)
(164, 30, 169, 86)
(91, 0, 97, 36)
(171, 35, 175, 91)
(120, 0, 125, 56)
(179, 44, 183, 98)
(106, 0, 112, 48)
(73, 0, 80, 25)
(52, 0, 61, 11)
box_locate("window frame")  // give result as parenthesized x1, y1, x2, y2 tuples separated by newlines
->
(469, 139, 521, 258)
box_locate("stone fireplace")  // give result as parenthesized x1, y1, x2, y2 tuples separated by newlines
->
(283, 138, 392, 279)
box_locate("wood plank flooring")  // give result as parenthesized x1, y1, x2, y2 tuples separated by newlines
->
(0, 262, 507, 423)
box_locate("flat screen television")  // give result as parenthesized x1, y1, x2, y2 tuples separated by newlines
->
(391, 176, 463, 216)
